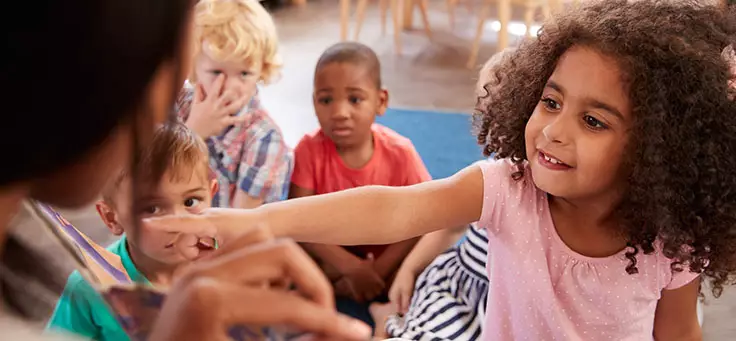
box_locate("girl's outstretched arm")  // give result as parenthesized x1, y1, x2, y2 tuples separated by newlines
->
(263, 164, 484, 245)
(147, 164, 484, 249)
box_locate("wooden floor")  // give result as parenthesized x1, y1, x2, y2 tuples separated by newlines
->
(9, 0, 735, 338)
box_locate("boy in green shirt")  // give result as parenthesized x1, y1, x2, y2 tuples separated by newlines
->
(47, 122, 217, 341)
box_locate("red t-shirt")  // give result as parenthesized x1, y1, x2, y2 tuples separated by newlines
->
(291, 124, 431, 258)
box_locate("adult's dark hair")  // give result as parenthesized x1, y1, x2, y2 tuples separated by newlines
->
(474, 0, 736, 296)
(1, 0, 193, 319)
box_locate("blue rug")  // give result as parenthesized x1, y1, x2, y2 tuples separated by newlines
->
(377, 108, 483, 180)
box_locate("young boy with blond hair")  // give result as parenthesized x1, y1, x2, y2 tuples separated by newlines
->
(47, 122, 217, 340)
(176, 0, 292, 209)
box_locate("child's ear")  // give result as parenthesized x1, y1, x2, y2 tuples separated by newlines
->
(209, 179, 219, 200)
(377, 88, 389, 117)
(95, 201, 124, 236)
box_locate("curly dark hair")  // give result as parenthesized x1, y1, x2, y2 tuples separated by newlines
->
(473, 0, 736, 297)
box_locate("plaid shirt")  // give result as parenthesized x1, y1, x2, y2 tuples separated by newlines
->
(175, 84, 293, 207)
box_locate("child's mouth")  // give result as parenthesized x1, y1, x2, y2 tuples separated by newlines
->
(331, 127, 352, 137)
(538, 151, 572, 170)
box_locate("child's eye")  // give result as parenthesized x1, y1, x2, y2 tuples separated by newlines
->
(240, 71, 251, 78)
(541, 98, 561, 111)
(583, 114, 608, 130)
(209, 70, 223, 76)
(318, 97, 333, 105)
(141, 206, 160, 215)
(349, 96, 363, 104)
(184, 197, 203, 208)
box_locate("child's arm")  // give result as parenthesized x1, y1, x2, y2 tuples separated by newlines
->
(653, 277, 702, 341)
(289, 184, 367, 275)
(373, 238, 420, 281)
(387, 226, 467, 312)
(395, 225, 467, 277)
(265, 164, 483, 245)
(290, 183, 385, 301)
(148, 164, 485, 251)
(46, 272, 102, 340)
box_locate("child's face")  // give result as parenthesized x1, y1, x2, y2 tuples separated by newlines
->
(193, 44, 261, 104)
(525, 46, 632, 202)
(313, 62, 388, 149)
(98, 168, 215, 266)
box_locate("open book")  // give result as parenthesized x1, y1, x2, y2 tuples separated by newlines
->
(27, 201, 295, 341)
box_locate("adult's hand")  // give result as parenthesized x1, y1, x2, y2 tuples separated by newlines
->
(147, 223, 372, 341)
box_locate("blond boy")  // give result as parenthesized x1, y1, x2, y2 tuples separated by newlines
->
(175, 0, 293, 209)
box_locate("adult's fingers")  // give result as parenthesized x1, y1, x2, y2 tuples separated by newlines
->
(184, 239, 333, 308)
(188, 280, 372, 340)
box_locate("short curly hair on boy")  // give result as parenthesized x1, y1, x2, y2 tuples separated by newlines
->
(473, 0, 736, 297)
(191, 0, 281, 83)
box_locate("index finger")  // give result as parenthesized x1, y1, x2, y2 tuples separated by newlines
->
(143, 213, 217, 238)
(142, 207, 251, 243)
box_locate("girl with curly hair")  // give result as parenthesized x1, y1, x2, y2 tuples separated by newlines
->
(151, 0, 736, 339)
(368, 49, 514, 341)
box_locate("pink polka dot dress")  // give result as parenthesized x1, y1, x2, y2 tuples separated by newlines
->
(476, 159, 699, 341)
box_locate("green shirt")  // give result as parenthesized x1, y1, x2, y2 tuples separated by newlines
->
(47, 236, 149, 341)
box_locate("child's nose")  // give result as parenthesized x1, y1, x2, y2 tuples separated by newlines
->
(332, 102, 351, 120)
(543, 115, 570, 144)
(223, 78, 246, 97)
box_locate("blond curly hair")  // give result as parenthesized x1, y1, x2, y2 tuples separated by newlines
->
(191, 0, 281, 83)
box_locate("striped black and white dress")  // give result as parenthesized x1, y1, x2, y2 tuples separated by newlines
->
(385, 226, 489, 341)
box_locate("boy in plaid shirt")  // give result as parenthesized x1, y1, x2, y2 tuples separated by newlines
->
(175, 0, 292, 208)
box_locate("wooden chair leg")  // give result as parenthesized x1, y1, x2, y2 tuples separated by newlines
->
(340, 0, 351, 40)
(380, 0, 390, 35)
(402, 0, 414, 30)
(418, 0, 432, 39)
(497, 0, 511, 52)
(354, 0, 369, 40)
(391, 0, 402, 54)
(467, 0, 492, 69)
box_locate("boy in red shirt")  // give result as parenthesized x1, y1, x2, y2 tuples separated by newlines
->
(290, 42, 429, 326)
